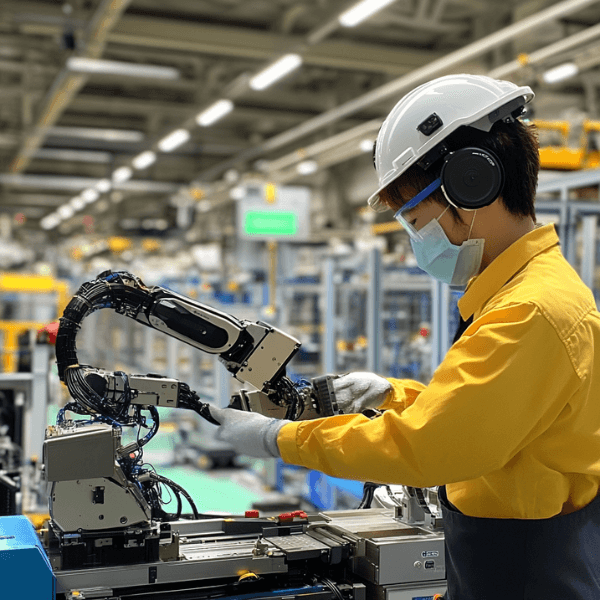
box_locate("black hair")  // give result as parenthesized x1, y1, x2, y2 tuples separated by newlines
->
(379, 119, 539, 225)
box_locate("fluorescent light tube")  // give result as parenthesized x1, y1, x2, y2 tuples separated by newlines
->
(250, 54, 302, 91)
(196, 100, 234, 127)
(58, 205, 74, 220)
(297, 160, 318, 175)
(47, 126, 144, 143)
(95, 179, 112, 193)
(360, 139, 374, 153)
(70, 196, 86, 211)
(41, 214, 60, 230)
(542, 62, 579, 84)
(339, 0, 397, 27)
(133, 150, 157, 169)
(158, 129, 190, 152)
(229, 186, 246, 200)
(112, 166, 133, 183)
(67, 57, 180, 80)
(82, 189, 100, 203)
(33, 148, 112, 163)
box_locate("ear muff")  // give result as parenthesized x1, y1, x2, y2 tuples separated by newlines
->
(440, 147, 504, 210)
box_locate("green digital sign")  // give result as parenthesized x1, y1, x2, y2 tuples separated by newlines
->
(244, 211, 298, 236)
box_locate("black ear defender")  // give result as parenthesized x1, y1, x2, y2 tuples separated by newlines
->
(440, 147, 504, 210)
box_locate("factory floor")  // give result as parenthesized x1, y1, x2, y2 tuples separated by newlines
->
(141, 440, 271, 516)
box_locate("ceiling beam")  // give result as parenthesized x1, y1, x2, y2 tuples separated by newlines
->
(17, 13, 445, 77)
(0, 193, 70, 207)
(69, 93, 335, 127)
(9, 0, 133, 174)
(0, 174, 180, 193)
(196, 0, 600, 181)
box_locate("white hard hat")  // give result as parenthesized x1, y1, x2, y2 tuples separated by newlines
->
(368, 74, 534, 212)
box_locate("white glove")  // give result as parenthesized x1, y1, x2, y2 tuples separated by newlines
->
(332, 372, 392, 414)
(208, 404, 291, 458)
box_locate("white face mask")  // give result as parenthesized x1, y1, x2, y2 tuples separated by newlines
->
(409, 207, 485, 287)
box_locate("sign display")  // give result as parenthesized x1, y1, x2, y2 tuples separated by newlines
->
(244, 211, 298, 236)
(236, 184, 310, 241)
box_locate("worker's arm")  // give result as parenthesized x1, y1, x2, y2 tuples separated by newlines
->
(277, 303, 580, 487)
(380, 378, 427, 411)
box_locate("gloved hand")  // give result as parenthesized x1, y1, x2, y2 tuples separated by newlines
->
(332, 372, 392, 414)
(208, 404, 291, 458)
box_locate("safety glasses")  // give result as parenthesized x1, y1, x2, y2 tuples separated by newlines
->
(393, 177, 442, 241)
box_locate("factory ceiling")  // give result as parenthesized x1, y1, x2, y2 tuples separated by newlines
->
(1, 0, 600, 240)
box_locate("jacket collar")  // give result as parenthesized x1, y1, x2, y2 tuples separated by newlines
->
(458, 223, 559, 320)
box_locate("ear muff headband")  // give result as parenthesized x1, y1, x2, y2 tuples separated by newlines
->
(440, 147, 504, 210)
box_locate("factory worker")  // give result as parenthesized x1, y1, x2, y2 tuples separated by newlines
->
(210, 74, 600, 600)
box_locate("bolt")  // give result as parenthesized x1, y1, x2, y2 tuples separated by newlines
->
(414, 561, 422, 569)
(120, 517, 128, 524)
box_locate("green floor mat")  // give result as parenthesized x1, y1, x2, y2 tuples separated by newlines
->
(155, 466, 264, 515)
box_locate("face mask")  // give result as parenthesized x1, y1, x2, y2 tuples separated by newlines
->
(409, 207, 484, 287)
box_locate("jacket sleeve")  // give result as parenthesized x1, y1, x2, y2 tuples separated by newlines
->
(277, 303, 580, 487)
(380, 378, 427, 411)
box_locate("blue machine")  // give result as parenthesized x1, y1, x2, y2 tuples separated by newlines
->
(0, 515, 56, 600)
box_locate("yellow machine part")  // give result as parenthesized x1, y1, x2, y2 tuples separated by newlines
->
(538, 147, 586, 170)
(534, 119, 600, 171)
(25, 513, 50, 530)
(0, 272, 69, 372)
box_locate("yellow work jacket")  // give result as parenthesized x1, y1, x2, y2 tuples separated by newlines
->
(278, 223, 600, 519)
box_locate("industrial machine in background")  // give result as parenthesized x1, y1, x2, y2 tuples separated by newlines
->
(1, 270, 446, 600)
(0, 272, 69, 373)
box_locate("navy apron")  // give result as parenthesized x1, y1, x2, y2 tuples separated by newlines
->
(439, 486, 600, 599)
(437, 315, 600, 599)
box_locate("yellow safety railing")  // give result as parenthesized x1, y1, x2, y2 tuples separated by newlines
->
(0, 273, 69, 372)
(534, 119, 600, 170)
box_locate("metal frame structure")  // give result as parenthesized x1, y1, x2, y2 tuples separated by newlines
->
(537, 169, 600, 295)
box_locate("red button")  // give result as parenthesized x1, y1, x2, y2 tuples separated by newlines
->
(278, 512, 294, 522)
(245, 510, 259, 518)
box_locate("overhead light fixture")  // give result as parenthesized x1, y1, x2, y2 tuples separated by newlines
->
(82, 188, 100, 203)
(33, 148, 112, 164)
(95, 178, 112, 193)
(339, 0, 396, 27)
(249, 54, 302, 91)
(58, 205, 74, 220)
(542, 62, 579, 84)
(41, 214, 61, 230)
(297, 160, 318, 175)
(196, 100, 234, 127)
(67, 57, 180, 80)
(132, 150, 157, 169)
(70, 196, 86, 211)
(112, 166, 133, 183)
(360, 139, 374, 153)
(229, 186, 246, 200)
(46, 126, 144, 143)
(158, 129, 190, 152)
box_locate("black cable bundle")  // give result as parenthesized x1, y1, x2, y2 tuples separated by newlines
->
(357, 482, 381, 509)
(177, 383, 220, 426)
(271, 376, 312, 420)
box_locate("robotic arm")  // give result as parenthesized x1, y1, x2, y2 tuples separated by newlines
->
(55, 270, 334, 427)
(47, 270, 339, 532)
